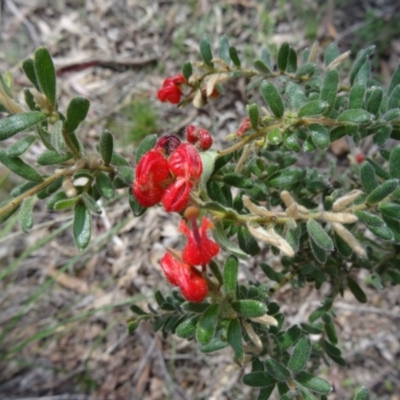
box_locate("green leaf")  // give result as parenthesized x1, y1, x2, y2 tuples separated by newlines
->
(320, 69, 339, 113)
(267, 127, 282, 145)
(129, 191, 146, 217)
(307, 220, 334, 252)
(36, 151, 73, 166)
(286, 82, 306, 109)
(325, 320, 338, 344)
(360, 161, 379, 193)
(238, 225, 261, 256)
(223, 255, 239, 298)
(18, 197, 34, 233)
(227, 318, 243, 366)
(366, 87, 383, 116)
(24, 88, 39, 111)
(111, 150, 129, 166)
(279, 325, 302, 351)
(182, 61, 192, 81)
(310, 237, 328, 264)
(309, 123, 329, 150)
(354, 387, 370, 400)
(213, 221, 248, 259)
(260, 263, 284, 282)
(254, 59, 272, 75)
(260, 81, 284, 118)
(0, 150, 43, 182)
(285, 223, 301, 252)
(366, 179, 398, 204)
(73, 202, 91, 250)
(287, 337, 311, 374)
(337, 109, 372, 124)
(373, 126, 391, 146)
(200, 35, 213, 67)
(223, 173, 253, 189)
(382, 214, 400, 244)
(347, 277, 367, 303)
(389, 62, 400, 96)
(81, 192, 102, 214)
(295, 62, 317, 78)
(349, 46, 375, 85)
(368, 224, 394, 241)
(196, 304, 219, 346)
(264, 359, 291, 382)
(379, 202, 400, 221)
(46, 190, 68, 209)
(229, 46, 241, 68)
(298, 100, 328, 117)
(181, 302, 209, 313)
(261, 47, 272, 70)
(287, 47, 297, 73)
(231, 300, 267, 318)
(64, 96, 90, 133)
(349, 82, 366, 109)
(135, 134, 157, 164)
(247, 103, 259, 129)
(97, 130, 114, 165)
(382, 108, 400, 122)
(389, 146, 400, 179)
(175, 315, 200, 339)
(295, 371, 332, 394)
(209, 260, 223, 285)
(388, 85, 400, 110)
(219, 35, 230, 64)
(6, 135, 37, 157)
(34, 47, 57, 107)
(96, 172, 115, 200)
(324, 43, 340, 67)
(242, 371, 276, 388)
(277, 42, 290, 72)
(37, 177, 62, 199)
(268, 168, 306, 189)
(0, 111, 46, 141)
(22, 58, 40, 91)
(354, 210, 384, 228)
(283, 132, 301, 152)
(127, 320, 140, 334)
(54, 196, 81, 210)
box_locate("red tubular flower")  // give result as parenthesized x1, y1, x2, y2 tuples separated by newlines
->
(162, 178, 193, 212)
(180, 216, 220, 266)
(169, 143, 202, 180)
(133, 149, 170, 207)
(160, 253, 208, 302)
(157, 74, 186, 104)
(186, 125, 199, 144)
(237, 117, 251, 136)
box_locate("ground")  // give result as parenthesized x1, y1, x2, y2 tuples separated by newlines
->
(0, 0, 400, 399)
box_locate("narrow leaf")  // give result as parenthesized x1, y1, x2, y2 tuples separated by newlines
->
(0, 150, 43, 182)
(0, 112, 46, 141)
(264, 359, 291, 382)
(295, 371, 332, 394)
(227, 318, 243, 366)
(347, 277, 367, 303)
(64, 96, 90, 133)
(196, 304, 219, 345)
(34, 47, 57, 106)
(307, 220, 334, 252)
(99, 129, 114, 165)
(231, 300, 267, 318)
(18, 197, 34, 233)
(73, 202, 92, 250)
(277, 42, 289, 72)
(298, 100, 328, 117)
(287, 337, 311, 374)
(200, 35, 213, 67)
(6, 135, 36, 157)
(260, 81, 284, 118)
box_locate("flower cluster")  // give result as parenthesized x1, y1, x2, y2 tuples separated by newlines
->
(160, 208, 219, 302)
(157, 74, 186, 104)
(133, 135, 202, 212)
(186, 125, 213, 150)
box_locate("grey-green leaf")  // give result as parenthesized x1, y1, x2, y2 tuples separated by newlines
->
(196, 304, 219, 346)
(200, 35, 213, 67)
(389, 146, 400, 179)
(99, 130, 114, 165)
(227, 318, 243, 366)
(277, 42, 289, 72)
(0, 150, 43, 182)
(238, 225, 261, 256)
(309, 123, 329, 150)
(6, 135, 37, 157)
(223, 255, 239, 298)
(34, 47, 57, 107)
(65, 96, 90, 133)
(96, 171, 115, 200)
(36, 151, 73, 166)
(320, 69, 339, 113)
(295, 371, 332, 394)
(337, 109, 372, 124)
(307, 220, 334, 252)
(22, 58, 40, 91)
(298, 100, 328, 117)
(242, 371, 276, 388)
(354, 386, 370, 400)
(219, 35, 230, 64)
(73, 202, 92, 250)
(366, 179, 398, 204)
(0, 112, 46, 141)
(287, 337, 311, 374)
(247, 103, 260, 129)
(260, 81, 284, 118)
(231, 300, 267, 318)
(347, 277, 367, 303)
(264, 359, 291, 382)
(360, 161, 379, 193)
(18, 196, 34, 233)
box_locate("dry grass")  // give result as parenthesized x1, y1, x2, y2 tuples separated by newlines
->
(1, 0, 400, 399)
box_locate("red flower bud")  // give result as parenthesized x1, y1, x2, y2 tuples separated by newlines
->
(169, 143, 202, 180)
(162, 178, 193, 212)
(186, 125, 199, 144)
(355, 153, 364, 164)
(198, 129, 213, 150)
(180, 217, 219, 265)
(158, 74, 186, 104)
(160, 252, 208, 302)
(156, 134, 181, 155)
(237, 117, 251, 136)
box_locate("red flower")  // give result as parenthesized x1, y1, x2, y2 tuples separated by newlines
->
(160, 253, 208, 302)
(237, 117, 251, 136)
(185, 126, 213, 151)
(169, 143, 202, 180)
(180, 216, 220, 266)
(157, 74, 186, 104)
(132, 149, 170, 207)
(355, 153, 364, 164)
(133, 137, 203, 212)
